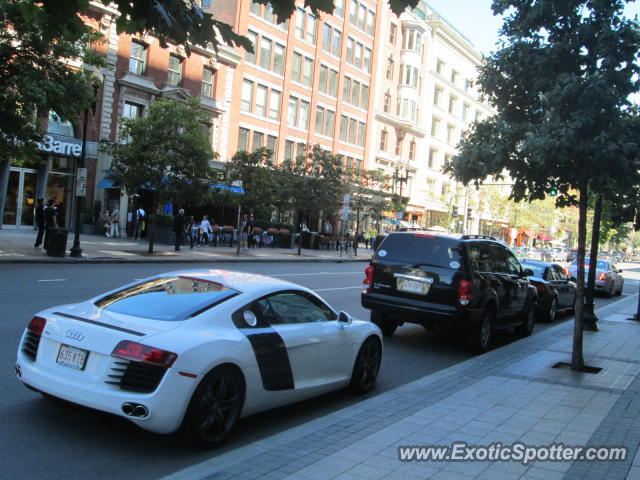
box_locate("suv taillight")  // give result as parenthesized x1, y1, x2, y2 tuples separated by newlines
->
(457, 280, 472, 306)
(363, 265, 374, 285)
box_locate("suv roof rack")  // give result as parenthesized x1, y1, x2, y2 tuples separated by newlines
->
(460, 234, 496, 241)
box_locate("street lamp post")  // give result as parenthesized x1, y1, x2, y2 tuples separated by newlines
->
(69, 86, 98, 258)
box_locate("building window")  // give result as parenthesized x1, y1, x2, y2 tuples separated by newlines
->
(267, 135, 277, 155)
(361, 85, 369, 108)
(339, 115, 348, 141)
(315, 106, 325, 134)
(342, 77, 351, 102)
(129, 41, 147, 75)
(123, 101, 143, 119)
(273, 43, 285, 74)
(328, 69, 338, 96)
(436, 58, 445, 74)
(447, 124, 455, 144)
(238, 127, 250, 151)
(167, 54, 183, 87)
(269, 90, 281, 120)
(350, 81, 360, 106)
(346, 37, 354, 64)
(241, 80, 254, 112)
(366, 10, 375, 35)
(201, 67, 215, 98)
(386, 57, 394, 79)
(253, 131, 264, 149)
(433, 86, 442, 106)
(431, 117, 440, 137)
(383, 91, 391, 113)
(295, 8, 305, 40)
(380, 129, 388, 151)
(335, 0, 344, 17)
(302, 57, 313, 86)
(409, 139, 416, 160)
(255, 85, 268, 116)
(357, 4, 366, 30)
(462, 103, 470, 121)
(428, 148, 437, 168)
(245, 31, 258, 64)
(448, 95, 457, 114)
(465, 79, 473, 91)
(349, 0, 357, 24)
(354, 42, 363, 68)
(389, 23, 397, 44)
(395, 137, 402, 156)
(259, 37, 272, 69)
(451, 69, 459, 84)
(364, 47, 372, 73)
(284, 140, 295, 161)
(322, 23, 332, 52)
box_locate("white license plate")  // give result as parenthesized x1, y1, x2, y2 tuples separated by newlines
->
(56, 344, 88, 370)
(397, 278, 431, 295)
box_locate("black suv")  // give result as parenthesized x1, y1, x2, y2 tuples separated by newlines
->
(361, 232, 537, 352)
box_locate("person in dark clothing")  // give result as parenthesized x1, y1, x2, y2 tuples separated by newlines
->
(173, 208, 185, 251)
(34, 198, 45, 247)
(43, 199, 58, 250)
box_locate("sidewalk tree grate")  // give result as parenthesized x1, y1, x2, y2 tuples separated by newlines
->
(552, 362, 603, 374)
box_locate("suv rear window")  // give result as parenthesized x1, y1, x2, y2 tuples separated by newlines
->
(375, 233, 463, 269)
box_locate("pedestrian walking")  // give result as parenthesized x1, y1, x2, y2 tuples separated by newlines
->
(134, 206, 145, 240)
(43, 199, 58, 250)
(34, 198, 45, 247)
(188, 216, 199, 249)
(173, 208, 185, 251)
(100, 210, 110, 237)
(200, 215, 213, 246)
(109, 207, 120, 238)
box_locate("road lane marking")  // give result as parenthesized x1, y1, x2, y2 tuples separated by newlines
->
(38, 279, 66, 282)
(315, 286, 364, 292)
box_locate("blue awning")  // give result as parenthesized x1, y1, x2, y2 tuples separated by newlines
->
(97, 170, 117, 188)
(212, 184, 245, 194)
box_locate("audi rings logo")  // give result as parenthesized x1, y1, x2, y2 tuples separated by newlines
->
(65, 329, 85, 342)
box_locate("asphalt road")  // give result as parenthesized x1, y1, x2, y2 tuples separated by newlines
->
(1, 262, 638, 480)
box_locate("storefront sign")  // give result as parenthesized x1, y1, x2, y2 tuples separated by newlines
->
(75, 168, 87, 197)
(37, 134, 82, 158)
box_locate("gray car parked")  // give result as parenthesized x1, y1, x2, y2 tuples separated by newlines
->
(566, 258, 624, 297)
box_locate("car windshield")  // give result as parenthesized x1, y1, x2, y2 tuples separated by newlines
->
(95, 276, 239, 321)
(524, 264, 544, 277)
(374, 233, 463, 269)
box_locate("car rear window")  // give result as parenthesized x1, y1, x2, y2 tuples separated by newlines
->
(524, 264, 544, 277)
(95, 276, 239, 321)
(374, 233, 463, 269)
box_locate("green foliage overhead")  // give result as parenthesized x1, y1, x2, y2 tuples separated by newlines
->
(0, 0, 105, 161)
(446, 0, 640, 205)
(108, 97, 215, 206)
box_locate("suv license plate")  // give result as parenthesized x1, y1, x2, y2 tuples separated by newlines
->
(56, 344, 88, 370)
(397, 278, 430, 295)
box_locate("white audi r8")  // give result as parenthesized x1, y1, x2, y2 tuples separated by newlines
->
(15, 269, 382, 447)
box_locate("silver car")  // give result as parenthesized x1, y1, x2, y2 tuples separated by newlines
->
(566, 258, 624, 297)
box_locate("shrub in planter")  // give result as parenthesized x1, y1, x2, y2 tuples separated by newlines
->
(275, 228, 292, 248)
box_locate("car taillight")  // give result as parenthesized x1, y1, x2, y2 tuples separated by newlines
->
(111, 340, 178, 367)
(598, 272, 607, 281)
(457, 280, 472, 306)
(564, 267, 570, 276)
(363, 265, 374, 285)
(27, 316, 46, 335)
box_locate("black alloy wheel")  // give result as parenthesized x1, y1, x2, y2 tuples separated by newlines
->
(606, 282, 615, 298)
(468, 308, 494, 354)
(370, 310, 397, 337)
(182, 366, 244, 448)
(348, 336, 382, 393)
(515, 302, 536, 337)
(547, 297, 558, 323)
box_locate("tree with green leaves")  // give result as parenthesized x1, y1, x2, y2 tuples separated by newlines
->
(445, 0, 640, 370)
(0, 0, 105, 161)
(225, 147, 277, 222)
(279, 145, 346, 254)
(108, 97, 215, 253)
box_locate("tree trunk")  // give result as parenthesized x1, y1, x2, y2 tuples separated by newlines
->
(147, 193, 156, 254)
(572, 182, 588, 371)
(583, 193, 603, 329)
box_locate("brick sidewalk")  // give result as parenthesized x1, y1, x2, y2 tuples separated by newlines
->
(161, 295, 640, 480)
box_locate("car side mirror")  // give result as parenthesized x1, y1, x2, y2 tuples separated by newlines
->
(338, 311, 352, 327)
(522, 268, 534, 277)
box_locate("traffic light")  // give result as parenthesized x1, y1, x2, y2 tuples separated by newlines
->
(467, 207, 472, 218)
(452, 206, 458, 216)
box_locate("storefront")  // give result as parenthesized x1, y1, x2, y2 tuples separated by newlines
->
(0, 114, 97, 230)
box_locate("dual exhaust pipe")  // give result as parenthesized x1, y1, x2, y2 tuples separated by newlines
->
(122, 402, 149, 418)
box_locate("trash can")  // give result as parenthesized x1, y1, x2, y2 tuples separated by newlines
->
(46, 227, 68, 257)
